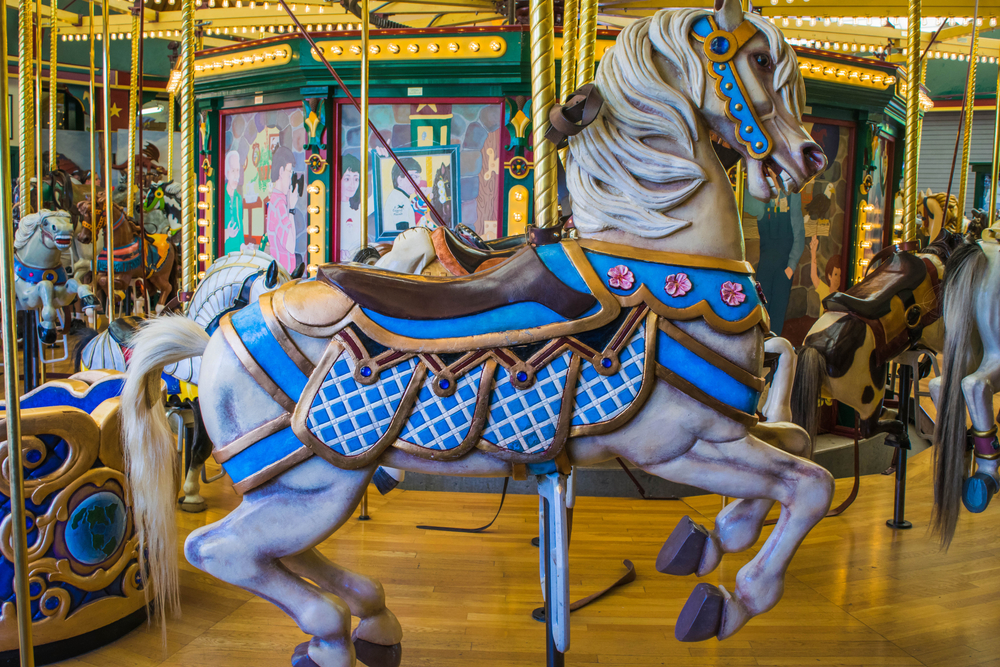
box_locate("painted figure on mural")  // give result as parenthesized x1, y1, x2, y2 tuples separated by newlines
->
(385, 157, 422, 231)
(432, 163, 452, 227)
(224, 150, 244, 254)
(265, 147, 299, 272)
(745, 191, 804, 334)
(339, 154, 362, 261)
(808, 235, 842, 314)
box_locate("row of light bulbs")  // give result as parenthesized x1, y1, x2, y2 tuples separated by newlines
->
(196, 48, 287, 71)
(798, 61, 896, 85)
(315, 40, 502, 56)
(765, 15, 995, 29)
(202, 23, 360, 36)
(788, 37, 1000, 63)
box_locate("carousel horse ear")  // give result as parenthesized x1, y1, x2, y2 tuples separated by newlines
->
(714, 0, 744, 33)
(291, 262, 306, 279)
(264, 260, 280, 288)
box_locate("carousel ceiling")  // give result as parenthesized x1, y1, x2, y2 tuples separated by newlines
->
(25, 0, 1000, 96)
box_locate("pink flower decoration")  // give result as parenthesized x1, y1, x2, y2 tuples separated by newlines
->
(720, 281, 746, 307)
(664, 272, 692, 298)
(607, 264, 635, 290)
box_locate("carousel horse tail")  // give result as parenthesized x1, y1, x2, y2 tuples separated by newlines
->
(791, 346, 824, 446)
(120, 315, 210, 632)
(933, 242, 988, 549)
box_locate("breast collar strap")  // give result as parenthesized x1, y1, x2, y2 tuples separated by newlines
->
(691, 15, 773, 161)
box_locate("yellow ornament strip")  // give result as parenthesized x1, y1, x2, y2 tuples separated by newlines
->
(195, 43, 292, 76)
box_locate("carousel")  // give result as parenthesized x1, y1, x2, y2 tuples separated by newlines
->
(0, 0, 998, 665)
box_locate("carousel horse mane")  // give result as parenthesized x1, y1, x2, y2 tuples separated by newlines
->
(566, 8, 803, 238)
(185, 249, 291, 330)
(14, 210, 64, 250)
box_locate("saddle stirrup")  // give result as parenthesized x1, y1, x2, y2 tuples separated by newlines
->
(538, 472, 570, 654)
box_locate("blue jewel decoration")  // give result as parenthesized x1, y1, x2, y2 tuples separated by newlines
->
(439, 378, 450, 390)
(29, 582, 41, 596)
(45, 597, 59, 611)
(26, 449, 41, 464)
(710, 36, 730, 54)
(601, 358, 613, 369)
(516, 371, 528, 383)
(360, 366, 372, 378)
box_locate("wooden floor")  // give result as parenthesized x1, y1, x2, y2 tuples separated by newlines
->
(45, 447, 1000, 667)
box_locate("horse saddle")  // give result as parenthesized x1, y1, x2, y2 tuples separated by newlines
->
(429, 226, 523, 275)
(318, 245, 597, 324)
(108, 316, 145, 348)
(823, 252, 927, 321)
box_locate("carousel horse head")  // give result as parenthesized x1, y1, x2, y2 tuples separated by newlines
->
(566, 0, 826, 238)
(15, 209, 75, 257)
(921, 189, 961, 240)
(75, 193, 131, 244)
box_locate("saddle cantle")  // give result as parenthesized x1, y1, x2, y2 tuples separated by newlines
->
(318, 245, 597, 322)
(430, 226, 522, 275)
(108, 316, 145, 348)
(823, 252, 927, 321)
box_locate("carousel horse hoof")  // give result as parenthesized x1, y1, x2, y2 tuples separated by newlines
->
(178, 497, 208, 513)
(290, 641, 320, 667)
(656, 515, 709, 576)
(353, 637, 402, 667)
(675, 582, 724, 642)
(38, 324, 57, 345)
(81, 294, 101, 310)
(372, 467, 399, 495)
(962, 472, 999, 513)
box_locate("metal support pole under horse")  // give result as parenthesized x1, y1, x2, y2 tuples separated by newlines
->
(901, 0, 921, 244)
(101, 0, 116, 317)
(957, 22, 980, 218)
(887, 364, 914, 529)
(990, 57, 1000, 226)
(359, 0, 369, 250)
(18, 0, 34, 216)
(48, 0, 57, 173)
(180, 0, 197, 296)
(530, 0, 558, 230)
(0, 4, 36, 662)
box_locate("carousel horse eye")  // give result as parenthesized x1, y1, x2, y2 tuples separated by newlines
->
(754, 53, 772, 69)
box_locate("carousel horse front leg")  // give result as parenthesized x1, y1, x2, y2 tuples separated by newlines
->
(960, 356, 1000, 512)
(35, 279, 61, 344)
(68, 277, 101, 327)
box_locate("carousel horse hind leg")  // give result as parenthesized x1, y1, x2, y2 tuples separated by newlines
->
(192, 334, 400, 667)
(179, 399, 211, 513)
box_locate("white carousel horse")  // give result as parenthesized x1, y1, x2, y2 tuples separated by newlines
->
(14, 210, 100, 343)
(121, 3, 831, 665)
(80, 248, 297, 510)
(931, 238, 1000, 545)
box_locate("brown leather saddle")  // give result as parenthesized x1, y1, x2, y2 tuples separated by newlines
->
(430, 226, 523, 275)
(318, 245, 596, 321)
(823, 252, 927, 322)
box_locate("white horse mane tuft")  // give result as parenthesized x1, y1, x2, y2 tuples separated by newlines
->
(566, 8, 802, 239)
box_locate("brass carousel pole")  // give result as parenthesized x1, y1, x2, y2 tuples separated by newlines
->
(574, 0, 596, 89)
(180, 0, 196, 296)
(167, 93, 175, 181)
(48, 0, 57, 173)
(989, 53, 1000, 226)
(34, 0, 43, 213)
(126, 8, 140, 213)
(18, 0, 34, 216)
(901, 0, 921, 244)
(560, 0, 578, 100)
(359, 0, 369, 250)
(88, 0, 98, 287)
(531, 0, 558, 230)
(1, 1, 35, 660)
(957, 24, 980, 219)
(4, 5, 35, 665)
(101, 0, 116, 317)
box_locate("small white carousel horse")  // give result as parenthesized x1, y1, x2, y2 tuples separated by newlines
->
(122, 3, 830, 665)
(14, 210, 100, 343)
(931, 236, 1000, 545)
(79, 248, 298, 511)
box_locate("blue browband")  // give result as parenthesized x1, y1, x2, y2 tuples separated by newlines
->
(691, 15, 772, 160)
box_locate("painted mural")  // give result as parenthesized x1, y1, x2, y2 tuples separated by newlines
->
(743, 120, 852, 344)
(338, 102, 502, 260)
(222, 106, 308, 272)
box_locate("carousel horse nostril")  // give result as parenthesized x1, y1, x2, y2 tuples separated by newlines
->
(803, 144, 827, 175)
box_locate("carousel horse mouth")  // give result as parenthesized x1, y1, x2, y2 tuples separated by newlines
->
(52, 233, 73, 250)
(763, 157, 798, 198)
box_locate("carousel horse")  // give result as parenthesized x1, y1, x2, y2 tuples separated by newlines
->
(13, 210, 101, 343)
(931, 236, 1000, 543)
(144, 180, 183, 234)
(122, 4, 832, 664)
(76, 193, 177, 313)
(791, 193, 974, 446)
(77, 249, 299, 511)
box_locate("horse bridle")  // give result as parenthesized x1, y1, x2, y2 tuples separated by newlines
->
(691, 15, 774, 161)
(205, 269, 264, 335)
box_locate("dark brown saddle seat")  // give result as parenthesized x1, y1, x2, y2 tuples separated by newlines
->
(823, 252, 928, 321)
(318, 245, 596, 321)
(432, 226, 523, 275)
(108, 315, 145, 348)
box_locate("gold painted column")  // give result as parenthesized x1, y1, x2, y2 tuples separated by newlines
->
(560, 0, 578, 100)
(957, 23, 980, 218)
(18, 0, 34, 216)
(34, 0, 43, 212)
(167, 92, 175, 181)
(574, 0, 596, 89)
(530, 0, 558, 229)
(101, 0, 116, 316)
(901, 0, 921, 243)
(180, 0, 197, 294)
(2, 4, 35, 666)
(48, 0, 57, 172)
(359, 0, 369, 249)
(88, 0, 97, 286)
(989, 56, 1000, 226)
(126, 10, 141, 213)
